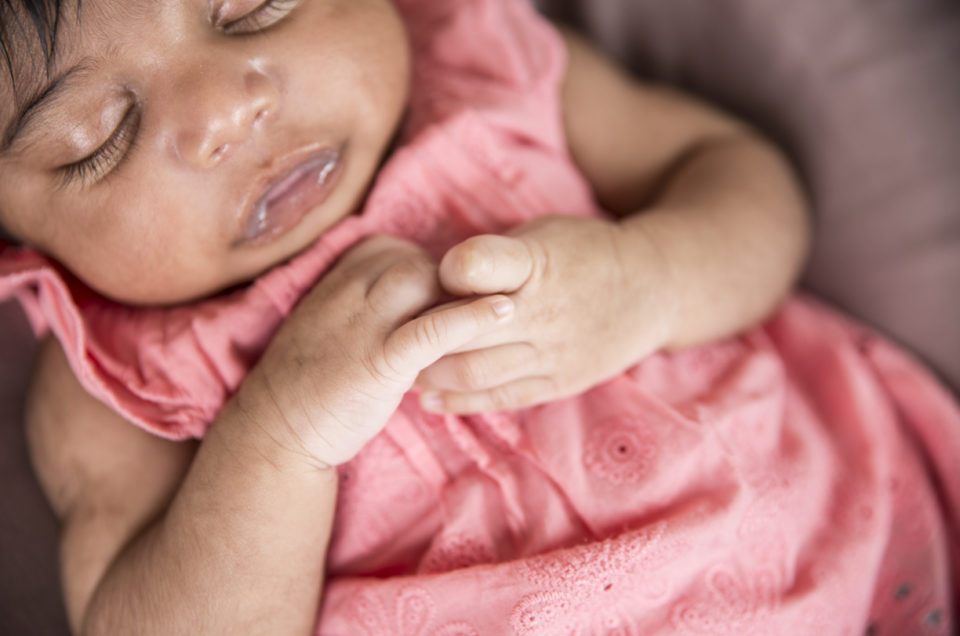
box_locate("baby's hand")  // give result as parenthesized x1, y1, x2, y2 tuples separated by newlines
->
(416, 216, 676, 413)
(243, 236, 514, 467)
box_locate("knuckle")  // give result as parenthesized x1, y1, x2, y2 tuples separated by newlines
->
(390, 252, 435, 282)
(340, 235, 417, 275)
(525, 238, 549, 280)
(339, 235, 392, 266)
(367, 253, 436, 314)
(378, 347, 405, 383)
(456, 355, 489, 389)
(413, 315, 446, 350)
(488, 384, 516, 410)
(365, 350, 404, 387)
(375, 253, 435, 294)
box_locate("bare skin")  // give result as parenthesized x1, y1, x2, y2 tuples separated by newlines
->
(23, 27, 809, 636)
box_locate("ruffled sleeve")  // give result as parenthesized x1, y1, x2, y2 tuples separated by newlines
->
(0, 230, 361, 439)
(0, 243, 279, 439)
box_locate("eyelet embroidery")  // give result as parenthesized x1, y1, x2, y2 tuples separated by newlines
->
(347, 586, 480, 636)
(510, 523, 681, 635)
(736, 477, 793, 570)
(670, 565, 779, 635)
(583, 415, 658, 485)
(397, 587, 435, 635)
(420, 532, 497, 574)
(430, 622, 480, 636)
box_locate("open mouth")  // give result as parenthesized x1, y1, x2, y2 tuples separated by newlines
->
(237, 146, 344, 246)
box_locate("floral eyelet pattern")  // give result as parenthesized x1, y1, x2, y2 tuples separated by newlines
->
(583, 415, 658, 485)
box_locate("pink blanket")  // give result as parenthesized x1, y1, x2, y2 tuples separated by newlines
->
(1, 0, 957, 632)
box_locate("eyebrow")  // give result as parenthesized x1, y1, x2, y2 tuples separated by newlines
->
(1, 62, 83, 152)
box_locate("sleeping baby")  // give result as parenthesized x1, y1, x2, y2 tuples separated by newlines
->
(0, 0, 957, 633)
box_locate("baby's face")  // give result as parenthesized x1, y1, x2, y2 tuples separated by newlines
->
(0, 0, 410, 304)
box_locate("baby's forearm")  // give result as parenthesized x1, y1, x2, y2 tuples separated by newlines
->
(80, 382, 338, 635)
(619, 133, 810, 349)
(559, 31, 810, 351)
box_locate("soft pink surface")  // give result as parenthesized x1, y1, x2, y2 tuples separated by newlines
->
(1, 0, 957, 632)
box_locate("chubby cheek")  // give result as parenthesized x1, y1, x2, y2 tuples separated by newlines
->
(60, 233, 213, 306)
(356, 12, 412, 139)
(292, 0, 411, 148)
(55, 183, 230, 305)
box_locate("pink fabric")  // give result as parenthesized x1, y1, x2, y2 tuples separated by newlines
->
(1, 0, 958, 632)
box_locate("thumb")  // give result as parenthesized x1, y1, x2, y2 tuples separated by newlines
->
(439, 234, 534, 295)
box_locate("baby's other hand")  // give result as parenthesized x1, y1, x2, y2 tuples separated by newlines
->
(417, 216, 677, 413)
(243, 236, 514, 468)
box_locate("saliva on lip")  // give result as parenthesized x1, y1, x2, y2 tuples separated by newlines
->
(243, 148, 341, 243)
(317, 159, 336, 184)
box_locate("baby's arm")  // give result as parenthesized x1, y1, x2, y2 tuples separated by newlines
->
(28, 342, 337, 635)
(559, 30, 810, 347)
(418, 31, 809, 413)
(27, 237, 513, 634)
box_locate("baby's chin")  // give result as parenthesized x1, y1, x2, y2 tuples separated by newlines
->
(76, 272, 257, 309)
(64, 246, 285, 308)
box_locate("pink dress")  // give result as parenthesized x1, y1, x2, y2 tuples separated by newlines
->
(1, 0, 958, 633)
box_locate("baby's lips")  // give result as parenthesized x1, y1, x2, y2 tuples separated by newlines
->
(236, 146, 343, 246)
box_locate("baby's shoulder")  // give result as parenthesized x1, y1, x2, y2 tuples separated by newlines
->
(26, 337, 196, 520)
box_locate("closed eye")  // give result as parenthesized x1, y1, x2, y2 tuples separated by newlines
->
(60, 104, 141, 187)
(220, 0, 300, 36)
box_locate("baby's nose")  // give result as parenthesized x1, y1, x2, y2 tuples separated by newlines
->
(170, 60, 279, 169)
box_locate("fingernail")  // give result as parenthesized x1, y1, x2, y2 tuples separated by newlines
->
(492, 298, 514, 319)
(421, 392, 444, 412)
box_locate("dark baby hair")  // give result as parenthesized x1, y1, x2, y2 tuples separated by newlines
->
(0, 1, 78, 244)
(0, 0, 77, 90)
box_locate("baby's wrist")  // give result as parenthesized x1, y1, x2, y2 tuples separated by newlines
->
(224, 369, 343, 473)
(613, 211, 685, 351)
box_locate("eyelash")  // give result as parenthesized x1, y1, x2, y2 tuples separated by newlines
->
(221, 0, 300, 35)
(61, 104, 141, 187)
(61, 0, 298, 187)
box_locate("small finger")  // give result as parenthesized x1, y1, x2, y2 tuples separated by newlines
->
(365, 251, 442, 320)
(384, 295, 515, 377)
(439, 235, 533, 296)
(417, 343, 539, 392)
(326, 235, 435, 305)
(420, 376, 558, 414)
